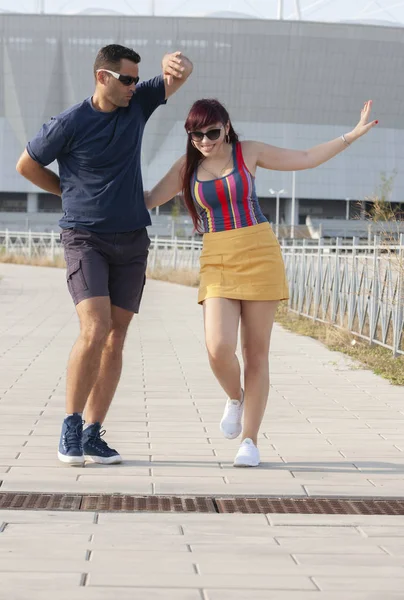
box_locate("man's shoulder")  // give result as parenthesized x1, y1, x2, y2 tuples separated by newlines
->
(55, 99, 91, 127)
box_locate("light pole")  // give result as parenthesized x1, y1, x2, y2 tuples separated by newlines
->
(278, 0, 302, 20)
(345, 197, 350, 221)
(269, 188, 286, 238)
(291, 170, 298, 239)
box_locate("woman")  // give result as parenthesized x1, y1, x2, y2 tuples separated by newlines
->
(146, 98, 377, 467)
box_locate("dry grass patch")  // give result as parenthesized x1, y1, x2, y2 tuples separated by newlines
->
(0, 253, 65, 268)
(147, 267, 200, 287)
(276, 302, 404, 386)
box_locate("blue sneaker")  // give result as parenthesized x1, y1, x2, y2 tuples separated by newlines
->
(82, 422, 122, 464)
(58, 414, 84, 466)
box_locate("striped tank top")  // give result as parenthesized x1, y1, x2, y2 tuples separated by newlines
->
(191, 142, 267, 233)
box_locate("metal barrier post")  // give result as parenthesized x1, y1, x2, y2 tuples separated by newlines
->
(369, 235, 379, 347)
(393, 233, 404, 356)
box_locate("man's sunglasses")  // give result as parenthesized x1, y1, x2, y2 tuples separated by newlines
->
(188, 128, 223, 142)
(96, 69, 139, 86)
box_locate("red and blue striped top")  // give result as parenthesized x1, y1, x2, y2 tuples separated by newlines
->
(191, 142, 267, 233)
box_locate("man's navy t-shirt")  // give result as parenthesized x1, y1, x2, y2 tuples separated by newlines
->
(27, 75, 166, 233)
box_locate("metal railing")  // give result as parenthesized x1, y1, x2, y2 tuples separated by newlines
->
(148, 235, 203, 270)
(1, 230, 403, 356)
(283, 236, 404, 357)
(0, 230, 62, 259)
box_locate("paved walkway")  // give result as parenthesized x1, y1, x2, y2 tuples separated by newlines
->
(0, 262, 404, 599)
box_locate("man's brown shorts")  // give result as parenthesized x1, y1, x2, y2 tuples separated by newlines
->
(60, 227, 150, 313)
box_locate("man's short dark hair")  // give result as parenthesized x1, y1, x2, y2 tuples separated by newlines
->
(94, 44, 141, 75)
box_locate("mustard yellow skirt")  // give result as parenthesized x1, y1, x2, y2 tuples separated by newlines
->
(198, 222, 289, 304)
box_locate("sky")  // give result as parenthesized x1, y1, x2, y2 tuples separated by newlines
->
(1, 0, 404, 25)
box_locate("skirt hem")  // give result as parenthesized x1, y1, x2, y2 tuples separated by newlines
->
(198, 290, 289, 304)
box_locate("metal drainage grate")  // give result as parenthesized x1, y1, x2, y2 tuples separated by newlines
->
(0, 493, 81, 511)
(216, 497, 404, 515)
(80, 495, 215, 512)
(0, 493, 404, 515)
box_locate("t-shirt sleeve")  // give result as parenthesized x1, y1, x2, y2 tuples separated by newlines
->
(135, 74, 167, 122)
(26, 117, 68, 166)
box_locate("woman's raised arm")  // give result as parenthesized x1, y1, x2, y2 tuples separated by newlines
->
(246, 100, 377, 172)
(145, 155, 186, 209)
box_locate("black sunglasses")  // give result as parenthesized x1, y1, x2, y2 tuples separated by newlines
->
(188, 128, 223, 142)
(97, 69, 139, 86)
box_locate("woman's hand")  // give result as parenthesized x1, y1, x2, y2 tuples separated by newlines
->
(346, 100, 378, 143)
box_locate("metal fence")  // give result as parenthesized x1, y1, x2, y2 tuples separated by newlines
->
(283, 236, 404, 357)
(1, 230, 403, 356)
(148, 235, 203, 271)
(0, 230, 63, 259)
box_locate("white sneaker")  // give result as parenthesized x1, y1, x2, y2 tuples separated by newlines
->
(233, 438, 260, 467)
(220, 389, 244, 439)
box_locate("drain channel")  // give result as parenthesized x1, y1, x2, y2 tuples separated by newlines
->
(1, 493, 404, 515)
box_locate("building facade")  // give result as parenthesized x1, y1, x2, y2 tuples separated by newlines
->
(0, 13, 403, 231)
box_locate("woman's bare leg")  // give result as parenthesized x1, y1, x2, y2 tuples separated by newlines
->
(203, 297, 242, 400)
(240, 300, 279, 445)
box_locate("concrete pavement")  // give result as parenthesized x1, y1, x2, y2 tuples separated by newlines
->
(0, 262, 404, 598)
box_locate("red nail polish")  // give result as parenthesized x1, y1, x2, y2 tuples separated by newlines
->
(375, 120, 379, 124)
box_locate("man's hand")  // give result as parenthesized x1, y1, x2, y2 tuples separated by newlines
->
(162, 51, 193, 98)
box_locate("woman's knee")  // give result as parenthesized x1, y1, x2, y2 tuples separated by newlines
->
(242, 344, 269, 371)
(206, 338, 236, 365)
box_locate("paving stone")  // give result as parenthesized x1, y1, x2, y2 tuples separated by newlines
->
(86, 573, 316, 589)
(312, 576, 404, 591)
(0, 590, 202, 600)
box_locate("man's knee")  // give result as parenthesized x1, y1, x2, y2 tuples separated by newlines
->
(80, 318, 111, 347)
(76, 298, 112, 347)
(106, 325, 129, 351)
(107, 307, 134, 348)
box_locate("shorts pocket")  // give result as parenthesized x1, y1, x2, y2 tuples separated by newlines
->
(66, 259, 88, 293)
(60, 228, 76, 242)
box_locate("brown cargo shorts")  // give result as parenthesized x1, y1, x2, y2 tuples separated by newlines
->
(60, 227, 150, 313)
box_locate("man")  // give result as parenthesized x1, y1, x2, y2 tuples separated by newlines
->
(16, 44, 193, 466)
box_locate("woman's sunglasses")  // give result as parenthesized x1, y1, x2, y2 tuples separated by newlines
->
(96, 69, 139, 86)
(188, 127, 223, 142)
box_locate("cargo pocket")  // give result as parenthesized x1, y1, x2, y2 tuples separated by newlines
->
(66, 259, 88, 297)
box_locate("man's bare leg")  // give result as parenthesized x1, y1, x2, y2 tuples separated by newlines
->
(66, 297, 111, 414)
(80, 305, 134, 464)
(84, 305, 134, 425)
(59, 296, 111, 465)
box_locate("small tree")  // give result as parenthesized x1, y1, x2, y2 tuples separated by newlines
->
(369, 170, 398, 222)
(170, 194, 183, 237)
(170, 195, 182, 219)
